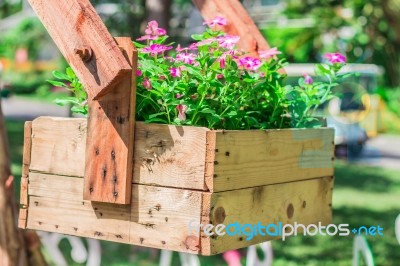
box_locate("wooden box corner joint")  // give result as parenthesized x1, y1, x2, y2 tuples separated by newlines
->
(83, 38, 138, 205)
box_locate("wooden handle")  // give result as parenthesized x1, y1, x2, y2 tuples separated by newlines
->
(27, 0, 132, 100)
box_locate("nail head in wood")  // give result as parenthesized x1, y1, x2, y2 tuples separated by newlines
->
(74, 45, 93, 62)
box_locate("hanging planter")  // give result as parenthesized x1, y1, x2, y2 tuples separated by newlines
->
(19, 0, 337, 255)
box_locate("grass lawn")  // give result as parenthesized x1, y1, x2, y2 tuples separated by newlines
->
(5, 119, 400, 265)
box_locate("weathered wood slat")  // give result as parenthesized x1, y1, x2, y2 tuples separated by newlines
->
(29, 117, 87, 177)
(26, 173, 203, 253)
(29, 117, 334, 192)
(211, 128, 334, 192)
(206, 176, 334, 254)
(83, 38, 137, 204)
(193, 0, 270, 56)
(25, 172, 333, 255)
(29, 117, 209, 191)
(132, 123, 209, 191)
(27, 0, 132, 99)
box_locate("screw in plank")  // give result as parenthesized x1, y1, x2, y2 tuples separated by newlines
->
(74, 45, 93, 62)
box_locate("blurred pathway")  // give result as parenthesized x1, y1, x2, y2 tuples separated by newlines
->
(1, 96, 69, 120)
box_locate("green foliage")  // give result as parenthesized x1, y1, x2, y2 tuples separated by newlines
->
(53, 21, 348, 130)
(278, 0, 400, 87)
(0, 17, 49, 60)
(377, 87, 400, 117)
(3, 70, 52, 94)
(48, 67, 88, 115)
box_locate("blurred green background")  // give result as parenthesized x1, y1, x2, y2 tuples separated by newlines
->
(1, 0, 400, 265)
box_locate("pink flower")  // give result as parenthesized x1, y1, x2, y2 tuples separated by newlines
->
(177, 104, 188, 121)
(189, 43, 198, 50)
(136, 69, 142, 76)
(259, 47, 281, 60)
(136, 35, 159, 41)
(142, 78, 152, 90)
(323, 52, 346, 64)
(144, 20, 167, 36)
(176, 93, 183, 99)
(141, 44, 173, 56)
(218, 35, 240, 49)
(203, 16, 228, 27)
(219, 56, 226, 68)
(170, 67, 181, 78)
(217, 74, 224, 79)
(303, 73, 313, 85)
(159, 75, 166, 81)
(176, 44, 198, 52)
(176, 52, 196, 65)
(223, 250, 241, 266)
(238, 56, 262, 71)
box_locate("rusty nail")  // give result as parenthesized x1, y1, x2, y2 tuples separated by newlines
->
(74, 45, 92, 62)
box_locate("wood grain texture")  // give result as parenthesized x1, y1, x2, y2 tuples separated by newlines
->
(132, 123, 209, 191)
(22, 122, 32, 179)
(24, 172, 333, 255)
(27, 0, 131, 99)
(26, 173, 203, 254)
(29, 117, 87, 177)
(192, 0, 270, 56)
(204, 176, 334, 255)
(211, 128, 334, 192)
(29, 117, 209, 191)
(20, 121, 32, 208)
(84, 38, 137, 204)
(28, 117, 334, 192)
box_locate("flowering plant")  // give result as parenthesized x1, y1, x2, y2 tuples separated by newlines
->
(50, 18, 349, 130)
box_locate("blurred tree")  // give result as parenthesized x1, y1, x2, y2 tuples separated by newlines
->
(268, 0, 400, 87)
(0, 0, 23, 19)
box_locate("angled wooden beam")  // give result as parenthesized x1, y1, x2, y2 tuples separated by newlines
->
(192, 0, 271, 56)
(27, 0, 132, 100)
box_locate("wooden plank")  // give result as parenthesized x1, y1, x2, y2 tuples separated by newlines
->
(26, 173, 203, 254)
(30, 117, 87, 177)
(192, 0, 270, 56)
(132, 123, 209, 191)
(29, 117, 209, 191)
(27, 0, 131, 99)
(20, 121, 32, 207)
(20, 178, 29, 206)
(22, 121, 32, 179)
(204, 176, 334, 255)
(211, 128, 334, 192)
(25, 172, 333, 255)
(83, 38, 137, 204)
(29, 117, 334, 193)
(18, 208, 28, 229)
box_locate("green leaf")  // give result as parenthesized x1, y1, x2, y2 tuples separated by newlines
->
(145, 117, 168, 124)
(53, 97, 79, 106)
(66, 67, 75, 79)
(200, 108, 215, 114)
(148, 112, 167, 119)
(47, 80, 68, 88)
(191, 34, 204, 41)
(52, 70, 70, 81)
(132, 41, 146, 48)
(71, 106, 88, 115)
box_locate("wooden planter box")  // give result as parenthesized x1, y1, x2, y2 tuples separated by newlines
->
(19, 117, 334, 255)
